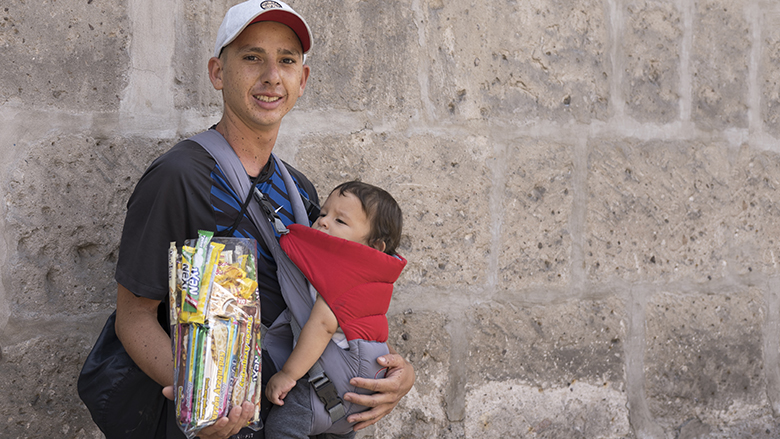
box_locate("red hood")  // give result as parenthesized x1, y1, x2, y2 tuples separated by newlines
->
(280, 224, 406, 342)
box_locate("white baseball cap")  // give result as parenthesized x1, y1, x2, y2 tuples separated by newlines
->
(213, 0, 313, 58)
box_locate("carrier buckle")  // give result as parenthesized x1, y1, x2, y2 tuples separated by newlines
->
(309, 372, 346, 421)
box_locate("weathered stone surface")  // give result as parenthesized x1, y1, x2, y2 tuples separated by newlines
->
(421, 0, 610, 123)
(587, 140, 780, 283)
(691, 0, 749, 130)
(296, 131, 492, 287)
(470, 300, 625, 386)
(295, 0, 420, 114)
(725, 146, 780, 276)
(761, 18, 780, 139)
(0, 0, 129, 111)
(645, 290, 767, 430)
(173, 0, 232, 111)
(3, 134, 170, 316)
(0, 330, 99, 438)
(499, 139, 573, 288)
(621, 0, 682, 123)
(464, 380, 631, 439)
(372, 311, 451, 438)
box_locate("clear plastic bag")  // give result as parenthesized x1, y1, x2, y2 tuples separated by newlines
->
(168, 230, 262, 438)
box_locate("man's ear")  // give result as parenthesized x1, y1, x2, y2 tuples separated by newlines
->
(208, 56, 224, 91)
(299, 63, 311, 94)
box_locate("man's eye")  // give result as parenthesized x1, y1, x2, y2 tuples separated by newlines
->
(244, 55, 258, 61)
(282, 58, 295, 64)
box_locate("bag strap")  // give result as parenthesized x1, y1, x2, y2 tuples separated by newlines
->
(189, 129, 347, 422)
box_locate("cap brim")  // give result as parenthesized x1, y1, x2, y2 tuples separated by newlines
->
(250, 10, 311, 54)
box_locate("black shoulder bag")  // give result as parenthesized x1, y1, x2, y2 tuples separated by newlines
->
(77, 310, 166, 438)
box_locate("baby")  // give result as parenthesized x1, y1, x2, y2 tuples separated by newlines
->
(265, 180, 406, 438)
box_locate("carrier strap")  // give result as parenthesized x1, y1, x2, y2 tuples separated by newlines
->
(190, 129, 347, 424)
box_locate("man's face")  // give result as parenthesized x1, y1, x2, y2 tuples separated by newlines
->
(210, 21, 310, 133)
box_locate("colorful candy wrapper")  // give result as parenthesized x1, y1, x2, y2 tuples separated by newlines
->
(169, 231, 262, 438)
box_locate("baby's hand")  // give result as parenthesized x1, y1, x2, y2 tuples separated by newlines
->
(265, 371, 297, 406)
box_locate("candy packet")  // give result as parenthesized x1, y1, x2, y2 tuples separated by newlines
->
(169, 230, 263, 438)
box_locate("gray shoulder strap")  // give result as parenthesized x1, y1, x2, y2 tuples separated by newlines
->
(188, 130, 313, 316)
(189, 129, 348, 425)
(189, 130, 308, 226)
(189, 130, 318, 330)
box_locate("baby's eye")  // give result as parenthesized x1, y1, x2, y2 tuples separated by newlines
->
(336, 219, 347, 225)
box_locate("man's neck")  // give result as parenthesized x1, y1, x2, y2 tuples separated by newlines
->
(214, 119, 279, 176)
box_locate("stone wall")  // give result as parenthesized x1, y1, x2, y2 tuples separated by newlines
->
(2, 0, 780, 438)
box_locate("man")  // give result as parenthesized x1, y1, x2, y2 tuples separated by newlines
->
(114, 1, 415, 438)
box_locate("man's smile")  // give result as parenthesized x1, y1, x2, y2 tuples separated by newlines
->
(254, 94, 282, 103)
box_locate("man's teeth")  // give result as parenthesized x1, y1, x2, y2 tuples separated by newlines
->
(255, 95, 281, 102)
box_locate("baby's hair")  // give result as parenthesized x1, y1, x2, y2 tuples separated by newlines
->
(331, 181, 403, 255)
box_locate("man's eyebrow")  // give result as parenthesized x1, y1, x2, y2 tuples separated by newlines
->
(279, 47, 303, 58)
(236, 45, 268, 54)
(279, 46, 301, 54)
(235, 46, 302, 58)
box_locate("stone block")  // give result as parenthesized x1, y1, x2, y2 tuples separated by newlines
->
(621, 0, 682, 123)
(726, 146, 780, 276)
(0, 329, 99, 438)
(3, 134, 171, 316)
(0, 0, 129, 111)
(374, 311, 451, 437)
(469, 299, 625, 386)
(295, 131, 492, 287)
(173, 0, 232, 111)
(761, 17, 780, 139)
(464, 380, 631, 439)
(420, 0, 609, 123)
(691, 0, 749, 130)
(587, 139, 731, 283)
(295, 0, 421, 114)
(644, 290, 767, 430)
(499, 139, 573, 289)
(587, 140, 780, 283)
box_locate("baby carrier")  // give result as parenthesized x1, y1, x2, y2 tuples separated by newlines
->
(191, 130, 400, 435)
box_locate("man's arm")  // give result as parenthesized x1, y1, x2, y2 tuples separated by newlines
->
(343, 344, 415, 431)
(115, 283, 174, 386)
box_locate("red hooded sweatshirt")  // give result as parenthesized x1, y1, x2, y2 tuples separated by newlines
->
(279, 224, 407, 343)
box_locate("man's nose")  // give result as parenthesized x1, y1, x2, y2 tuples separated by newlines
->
(261, 62, 281, 84)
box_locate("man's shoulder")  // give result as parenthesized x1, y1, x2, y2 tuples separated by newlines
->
(135, 138, 216, 194)
(152, 138, 214, 171)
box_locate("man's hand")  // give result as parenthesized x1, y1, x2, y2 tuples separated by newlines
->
(342, 353, 415, 431)
(162, 387, 254, 439)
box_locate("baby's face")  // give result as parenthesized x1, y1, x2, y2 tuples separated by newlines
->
(313, 192, 371, 246)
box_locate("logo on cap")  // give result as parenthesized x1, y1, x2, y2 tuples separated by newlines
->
(261, 1, 282, 9)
